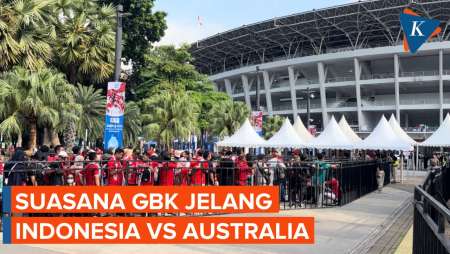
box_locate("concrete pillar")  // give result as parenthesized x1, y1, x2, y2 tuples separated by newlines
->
(224, 78, 233, 97)
(262, 71, 274, 115)
(318, 62, 328, 126)
(354, 58, 363, 131)
(288, 66, 299, 119)
(439, 49, 444, 124)
(241, 75, 251, 109)
(394, 54, 400, 122)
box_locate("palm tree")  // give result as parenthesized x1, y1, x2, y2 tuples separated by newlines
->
(0, 67, 76, 149)
(123, 101, 142, 147)
(0, 0, 53, 71)
(141, 90, 198, 148)
(73, 84, 106, 141)
(50, 0, 115, 84)
(208, 101, 250, 138)
(263, 115, 284, 139)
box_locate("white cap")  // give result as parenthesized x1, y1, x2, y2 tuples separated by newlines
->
(58, 151, 68, 158)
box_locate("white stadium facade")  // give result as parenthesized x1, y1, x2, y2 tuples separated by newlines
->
(190, 0, 450, 139)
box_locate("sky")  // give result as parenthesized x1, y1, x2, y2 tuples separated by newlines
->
(154, 0, 355, 46)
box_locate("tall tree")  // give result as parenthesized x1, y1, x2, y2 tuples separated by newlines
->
(99, 0, 167, 69)
(50, 0, 116, 85)
(73, 84, 106, 141)
(0, 0, 53, 71)
(123, 101, 142, 147)
(0, 67, 77, 149)
(134, 45, 204, 99)
(208, 101, 250, 138)
(141, 90, 198, 148)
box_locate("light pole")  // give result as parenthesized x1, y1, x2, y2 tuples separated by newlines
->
(301, 87, 315, 129)
(306, 87, 311, 129)
(255, 66, 260, 111)
(114, 5, 123, 82)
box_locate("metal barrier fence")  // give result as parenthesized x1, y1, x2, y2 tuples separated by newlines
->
(413, 167, 450, 254)
(0, 159, 391, 218)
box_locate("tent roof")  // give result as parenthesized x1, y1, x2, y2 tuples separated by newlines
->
(420, 113, 450, 147)
(306, 116, 353, 150)
(388, 115, 416, 145)
(293, 116, 314, 142)
(353, 116, 413, 151)
(216, 119, 267, 148)
(265, 118, 306, 148)
(338, 116, 361, 143)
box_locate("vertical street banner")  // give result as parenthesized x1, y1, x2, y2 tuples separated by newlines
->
(104, 82, 126, 150)
(251, 111, 263, 136)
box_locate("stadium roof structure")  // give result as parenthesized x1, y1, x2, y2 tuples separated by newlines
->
(190, 0, 450, 75)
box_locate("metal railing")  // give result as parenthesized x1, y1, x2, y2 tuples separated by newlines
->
(360, 73, 395, 80)
(326, 75, 355, 83)
(413, 167, 450, 254)
(0, 159, 391, 217)
(400, 71, 439, 77)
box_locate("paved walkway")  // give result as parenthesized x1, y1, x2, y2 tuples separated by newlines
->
(0, 181, 418, 254)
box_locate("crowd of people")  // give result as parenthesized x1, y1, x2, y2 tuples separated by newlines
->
(0, 145, 347, 207)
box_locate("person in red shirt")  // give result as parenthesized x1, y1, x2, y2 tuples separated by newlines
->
(122, 149, 138, 186)
(107, 148, 124, 186)
(84, 151, 100, 186)
(190, 150, 206, 186)
(158, 151, 175, 186)
(177, 151, 190, 185)
(235, 152, 251, 186)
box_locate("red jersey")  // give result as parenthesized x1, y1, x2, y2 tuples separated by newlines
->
(84, 163, 100, 186)
(158, 161, 176, 186)
(107, 156, 123, 186)
(177, 161, 190, 186)
(235, 159, 251, 186)
(190, 158, 206, 185)
(328, 178, 340, 199)
(123, 155, 138, 185)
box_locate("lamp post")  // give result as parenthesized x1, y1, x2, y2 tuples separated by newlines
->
(301, 87, 315, 129)
(114, 5, 123, 82)
(255, 66, 260, 111)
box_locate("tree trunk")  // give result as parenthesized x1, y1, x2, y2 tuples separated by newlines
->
(43, 128, 51, 146)
(68, 64, 77, 84)
(16, 134, 23, 148)
(50, 129, 60, 147)
(29, 118, 37, 150)
(63, 121, 76, 151)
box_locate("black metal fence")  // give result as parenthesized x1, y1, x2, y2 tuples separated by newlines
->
(413, 166, 450, 254)
(0, 159, 391, 215)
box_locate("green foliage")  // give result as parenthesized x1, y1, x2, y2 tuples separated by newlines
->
(263, 115, 284, 139)
(208, 100, 250, 138)
(99, 0, 167, 68)
(141, 90, 198, 148)
(0, 67, 77, 148)
(50, 0, 116, 84)
(0, 0, 53, 71)
(123, 101, 142, 146)
(73, 84, 106, 139)
(134, 45, 210, 99)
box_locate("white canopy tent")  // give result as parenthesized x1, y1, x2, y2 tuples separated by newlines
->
(306, 116, 353, 150)
(338, 116, 361, 143)
(216, 119, 267, 148)
(420, 113, 450, 147)
(265, 118, 306, 148)
(352, 116, 413, 151)
(293, 116, 314, 142)
(388, 115, 416, 145)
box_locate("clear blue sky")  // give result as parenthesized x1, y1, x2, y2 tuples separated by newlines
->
(154, 0, 355, 45)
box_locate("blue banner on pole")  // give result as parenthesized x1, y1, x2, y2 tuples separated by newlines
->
(103, 82, 126, 150)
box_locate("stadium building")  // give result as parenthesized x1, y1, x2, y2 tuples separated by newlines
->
(190, 0, 450, 138)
